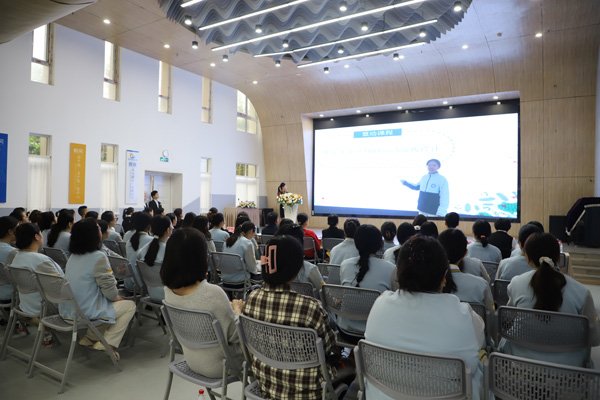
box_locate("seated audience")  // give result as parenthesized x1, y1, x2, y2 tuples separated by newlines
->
(329, 218, 360, 265)
(0, 216, 18, 302)
(77, 205, 88, 220)
(467, 219, 502, 263)
(412, 214, 427, 230)
(209, 213, 230, 242)
(173, 208, 183, 229)
(339, 224, 395, 344)
(510, 220, 545, 257)
(28, 210, 41, 225)
(365, 235, 484, 400)
(38, 211, 56, 247)
(181, 212, 197, 228)
(500, 232, 600, 367)
(125, 212, 153, 291)
(275, 223, 324, 290)
(277, 218, 294, 231)
(9, 207, 29, 225)
(7, 223, 64, 315)
(162, 228, 244, 378)
(47, 209, 75, 257)
(243, 235, 351, 399)
(380, 221, 396, 251)
(322, 214, 345, 239)
(206, 207, 219, 228)
(297, 213, 322, 260)
(445, 212, 460, 228)
(97, 220, 120, 258)
(60, 218, 135, 359)
(223, 221, 261, 288)
(383, 222, 415, 265)
(191, 215, 216, 252)
(260, 212, 279, 236)
(137, 215, 172, 302)
(101, 211, 122, 242)
(488, 218, 517, 259)
(496, 223, 542, 280)
(86, 210, 99, 220)
(121, 207, 134, 233)
(418, 221, 439, 239)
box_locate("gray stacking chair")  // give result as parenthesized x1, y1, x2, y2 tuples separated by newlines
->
(481, 261, 499, 284)
(355, 340, 472, 400)
(43, 247, 68, 270)
(466, 302, 487, 328)
(259, 234, 273, 244)
(30, 271, 121, 394)
(322, 238, 344, 254)
(558, 252, 570, 275)
(161, 302, 241, 400)
(213, 240, 225, 252)
(114, 223, 124, 236)
(497, 306, 592, 365)
(485, 352, 600, 400)
(118, 241, 127, 259)
(136, 261, 168, 335)
(317, 263, 341, 285)
(107, 255, 139, 346)
(236, 314, 348, 400)
(0, 262, 12, 321)
(320, 284, 381, 348)
(303, 236, 318, 264)
(103, 239, 122, 256)
(209, 252, 258, 300)
(289, 281, 318, 299)
(492, 279, 510, 308)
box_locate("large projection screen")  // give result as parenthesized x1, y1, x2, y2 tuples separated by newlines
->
(312, 101, 520, 221)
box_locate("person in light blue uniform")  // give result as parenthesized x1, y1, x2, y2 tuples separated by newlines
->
(98, 220, 121, 257)
(275, 224, 324, 291)
(0, 217, 19, 301)
(339, 224, 394, 344)
(467, 219, 502, 263)
(46, 209, 74, 258)
(59, 218, 135, 357)
(38, 211, 55, 248)
(365, 235, 485, 400)
(223, 221, 260, 287)
(101, 211, 122, 242)
(380, 221, 396, 252)
(383, 222, 415, 265)
(461, 256, 491, 283)
(137, 215, 172, 301)
(125, 212, 153, 291)
(401, 159, 449, 216)
(329, 218, 360, 265)
(7, 223, 64, 315)
(496, 223, 542, 280)
(500, 232, 600, 367)
(209, 212, 230, 243)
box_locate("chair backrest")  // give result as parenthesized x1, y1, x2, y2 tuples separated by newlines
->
(486, 352, 600, 400)
(210, 252, 246, 277)
(161, 302, 226, 352)
(558, 252, 569, 274)
(7, 266, 40, 295)
(34, 271, 75, 304)
(303, 237, 315, 252)
(320, 284, 380, 320)
(290, 281, 318, 299)
(137, 260, 163, 288)
(43, 247, 68, 270)
(355, 340, 471, 400)
(0, 262, 10, 286)
(466, 302, 486, 325)
(118, 241, 127, 258)
(317, 263, 341, 285)
(497, 306, 591, 352)
(213, 240, 225, 252)
(103, 240, 122, 256)
(114, 224, 124, 235)
(482, 261, 499, 280)
(492, 279, 510, 308)
(260, 234, 273, 244)
(107, 255, 132, 281)
(322, 238, 344, 253)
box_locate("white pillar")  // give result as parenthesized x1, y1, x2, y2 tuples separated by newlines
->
(596, 45, 600, 196)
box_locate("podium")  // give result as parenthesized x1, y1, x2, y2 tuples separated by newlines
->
(282, 204, 299, 222)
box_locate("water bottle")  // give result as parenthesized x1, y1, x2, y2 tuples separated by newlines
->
(198, 389, 207, 400)
(559, 240, 563, 253)
(43, 327, 53, 347)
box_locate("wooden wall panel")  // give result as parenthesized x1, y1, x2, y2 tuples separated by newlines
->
(295, 70, 343, 113)
(286, 123, 307, 181)
(357, 59, 413, 105)
(474, 0, 541, 42)
(520, 177, 545, 227)
(328, 68, 376, 110)
(439, 43, 496, 97)
(542, 0, 600, 31)
(261, 125, 289, 184)
(543, 177, 594, 229)
(399, 50, 453, 101)
(520, 101, 544, 178)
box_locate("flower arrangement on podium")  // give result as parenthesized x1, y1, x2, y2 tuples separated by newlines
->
(237, 200, 256, 209)
(277, 193, 303, 206)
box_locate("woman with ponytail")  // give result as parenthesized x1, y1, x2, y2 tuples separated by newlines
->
(500, 232, 600, 367)
(47, 209, 75, 257)
(338, 224, 395, 344)
(223, 221, 261, 290)
(192, 215, 216, 252)
(124, 212, 153, 291)
(467, 219, 502, 263)
(137, 215, 173, 301)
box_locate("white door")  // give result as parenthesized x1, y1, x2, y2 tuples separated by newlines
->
(144, 172, 172, 212)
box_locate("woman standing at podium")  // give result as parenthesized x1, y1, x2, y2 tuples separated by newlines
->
(277, 182, 287, 218)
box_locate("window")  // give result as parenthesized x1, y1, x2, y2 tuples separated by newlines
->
(103, 41, 120, 101)
(235, 163, 258, 205)
(101, 144, 118, 213)
(236, 91, 258, 134)
(201, 77, 213, 123)
(31, 24, 54, 85)
(200, 158, 212, 213)
(28, 134, 52, 210)
(158, 61, 172, 114)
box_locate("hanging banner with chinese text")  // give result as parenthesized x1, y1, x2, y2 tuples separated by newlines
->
(69, 143, 86, 204)
(125, 150, 139, 204)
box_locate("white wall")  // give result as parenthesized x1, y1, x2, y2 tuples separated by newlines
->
(0, 24, 267, 214)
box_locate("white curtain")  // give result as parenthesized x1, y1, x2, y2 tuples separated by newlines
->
(101, 162, 118, 213)
(27, 155, 51, 211)
(235, 176, 258, 205)
(200, 172, 211, 213)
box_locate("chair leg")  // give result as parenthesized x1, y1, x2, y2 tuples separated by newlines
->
(87, 324, 122, 373)
(57, 329, 79, 394)
(0, 309, 16, 360)
(26, 322, 45, 377)
(163, 370, 174, 400)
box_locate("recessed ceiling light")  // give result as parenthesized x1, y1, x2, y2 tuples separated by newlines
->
(339, 1, 348, 12)
(282, 40, 289, 48)
(344, 64, 350, 68)
(319, 114, 324, 117)
(337, 46, 344, 54)
(164, 44, 170, 49)
(356, 110, 361, 113)
(449, 106, 453, 109)
(393, 53, 399, 60)
(252, 80, 258, 84)
(462, 44, 468, 49)
(535, 32, 543, 38)
(366, 114, 370, 117)
(330, 118, 334, 121)
(275, 60, 281, 67)
(103, 19, 111, 24)
(493, 95, 499, 100)
(453, 1, 462, 12)
(324, 67, 330, 74)
(497, 101, 501, 105)
(419, 28, 427, 38)
(210, 62, 216, 67)
(192, 41, 198, 49)
(399, 54, 405, 59)
(184, 15, 192, 26)
(361, 22, 368, 31)
(255, 24, 263, 34)
(442, 101, 448, 105)
(222, 54, 229, 62)
(397, 106, 403, 110)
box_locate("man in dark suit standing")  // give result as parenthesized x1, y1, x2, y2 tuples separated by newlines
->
(148, 190, 162, 214)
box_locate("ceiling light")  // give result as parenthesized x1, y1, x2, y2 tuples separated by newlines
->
(210, 62, 216, 67)
(181, 0, 204, 7)
(297, 42, 425, 68)
(330, 118, 334, 121)
(462, 44, 468, 49)
(324, 67, 330, 74)
(184, 15, 193, 26)
(254, 19, 436, 58)
(213, 0, 429, 51)
(222, 54, 229, 62)
(366, 114, 370, 117)
(393, 53, 399, 60)
(399, 54, 405, 59)
(493, 95, 499, 100)
(319, 114, 324, 117)
(356, 110, 361, 113)
(361, 22, 368, 31)
(535, 32, 543, 38)
(252, 80, 258, 84)
(164, 44, 170, 49)
(275, 60, 281, 67)
(497, 101, 501, 105)
(453, 1, 462, 12)
(419, 29, 427, 38)
(397, 106, 402, 109)
(449, 106, 453, 109)
(103, 19, 111, 24)
(192, 40, 198, 49)
(199, 0, 310, 30)
(344, 64, 350, 68)
(255, 24, 263, 34)
(337, 46, 344, 54)
(282, 40, 289, 48)
(339, 1, 348, 12)
(442, 101, 448, 105)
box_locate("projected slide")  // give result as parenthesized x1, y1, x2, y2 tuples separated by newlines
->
(313, 112, 519, 219)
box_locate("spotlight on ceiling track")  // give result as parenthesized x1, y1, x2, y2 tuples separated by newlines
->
(184, 15, 192, 26)
(164, 44, 170, 49)
(361, 22, 368, 31)
(337, 46, 344, 54)
(275, 60, 281, 67)
(393, 53, 399, 60)
(103, 19, 111, 24)
(535, 32, 543, 37)
(192, 40, 198, 49)
(419, 28, 427, 38)
(282, 40, 289, 48)
(453, 1, 462, 12)
(255, 24, 263, 34)
(210, 62, 216, 67)
(324, 67, 330, 74)
(222, 54, 229, 62)
(252, 80, 258, 84)
(339, 1, 348, 12)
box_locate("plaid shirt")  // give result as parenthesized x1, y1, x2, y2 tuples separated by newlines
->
(243, 283, 337, 399)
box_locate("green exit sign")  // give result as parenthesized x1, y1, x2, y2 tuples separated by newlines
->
(160, 157, 169, 162)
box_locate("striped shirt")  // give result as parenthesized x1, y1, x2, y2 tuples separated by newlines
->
(243, 284, 337, 399)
